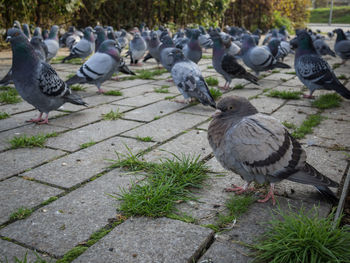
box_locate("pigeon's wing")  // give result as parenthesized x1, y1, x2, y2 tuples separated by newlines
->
(77, 53, 114, 81)
(222, 54, 248, 76)
(249, 47, 274, 68)
(224, 114, 306, 178)
(38, 62, 70, 97)
(336, 41, 350, 58)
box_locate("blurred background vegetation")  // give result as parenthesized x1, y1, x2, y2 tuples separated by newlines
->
(0, 0, 315, 32)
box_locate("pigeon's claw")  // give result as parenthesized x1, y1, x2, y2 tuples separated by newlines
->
(257, 184, 276, 205)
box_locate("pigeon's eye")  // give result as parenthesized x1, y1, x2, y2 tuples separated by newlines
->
(229, 106, 234, 110)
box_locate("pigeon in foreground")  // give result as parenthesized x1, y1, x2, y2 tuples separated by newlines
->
(7, 28, 87, 124)
(170, 49, 216, 108)
(208, 96, 339, 205)
(295, 31, 350, 99)
(333, 28, 350, 63)
(241, 34, 290, 75)
(44, 25, 59, 61)
(66, 40, 134, 93)
(62, 27, 95, 63)
(210, 31, 259, 90)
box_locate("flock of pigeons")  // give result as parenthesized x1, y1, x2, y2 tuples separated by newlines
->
(3, 21, 350, 204)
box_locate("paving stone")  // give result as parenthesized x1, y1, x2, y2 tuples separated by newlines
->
(49, 104, 132, 129)
(273, 84, 304, 93)
(0, 148, 65, 180)
(143, 129, 211, 162)
(206, 157, 231, 174)
(123, 100, 187, 122)
(199, 241, 248, 263)
(271, 104, 318, 127)
(282, 77, 303, 87)
(197, 121, 210, 130)
(0, 177, 63, 225)
(264, 72, 295, 81)
(179, 104, 215, 117)
(323, 100, 350, 121)
(73, 217, 214, 263)
(0, 123, 67, 151)
(114, 92, 169, 107)
(250, 97, 285, 114)
(0, 169, 136, 257)
(122, 112, 208, 142)
(301, 118, 350, 150)
(20, 137, 154, 188)
(46, 119, 142, 152)
(113, 79, 153, 89)
(0, 101, 35, 115)
(225, 88, 262, 99)
(0, 239, 55, 263)
(151, 79, 176, 87)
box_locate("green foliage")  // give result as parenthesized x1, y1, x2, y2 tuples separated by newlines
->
(56, 247, 88, 263)
(312, 94, 342, 109)
(282, 121, 297, 130)
(80, 141, 96, 149)
(70, 85, 86, 91)
(310, 6, 350, 24)
(3, 251, 48, 263)
(0, 89, 21, 104)
(267, 90, 301, 100)
(0, 111, 10, 119)
(209, 88, 222, 100)
(136, 136, 153, 142)
(154, 86, 169, 93)
(252, 207, 350, 263)
(271, 11, 294, 34)
(291, 114, 324, 139)
(102, 90, 123, 96)
(41, 196, 59, 206)
(102, 109, 123, 120)
(10, 207, 32, 221)
(9, 133, 57, 149)
(205, 76, 219, 86)
(233, 84, 244, 90)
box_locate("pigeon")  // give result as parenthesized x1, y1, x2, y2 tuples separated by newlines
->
(30, 36, 49, 62)
(143, 31, 161, 64)
(333, 28, 350, 63)
(60, 26, 81, 49)
(159, 33, 177, 72)
(7, 28, 87, 124)
(128, 32, 147, 65)
(241, 34, 290, 75)
(275, 41, 292, 61)
(33, 27, 42, 39)
(208, 95, 339, 205)
(210, 31, 259, 90)
(66, 40, 134, 93)
(117, 29, 128, 50)
(94, 26, 107, 52)
(42, 29, 49, 40)
(313, 38, 336, 57)
(198, 26, 213, 50)
(170, 49, 216, 108)
(294, 31, 350, 99)
(22, 24, 31, 40)
(182, 29, 202, 64)
(44, 25, 59, 61)
(174, 28, 190, 49)
(62, 27, 95, 63)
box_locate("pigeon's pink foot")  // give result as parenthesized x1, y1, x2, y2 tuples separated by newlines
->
(166, 79, 174, 82)
(97, 89, 107, 94)
(257, 184, 276, 205)
(26, 113, 43, 123)
(135, 62, 143, 67)
(37, 114, 49, 125)
(174, 98, 190, 104)
(111, 76, 119, 81)
(303, 94, 315, 99)
(218, 83, 230, 90)
(224, 183, 254, 194)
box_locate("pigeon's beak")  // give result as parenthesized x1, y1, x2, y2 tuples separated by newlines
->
(212, 109, 221, 118)
(5, 36, 11, 42)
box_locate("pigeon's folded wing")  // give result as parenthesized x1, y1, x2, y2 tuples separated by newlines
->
(38, 62, 70, 97)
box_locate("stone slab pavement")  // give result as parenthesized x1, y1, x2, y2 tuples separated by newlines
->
(0, 35, 349, 263)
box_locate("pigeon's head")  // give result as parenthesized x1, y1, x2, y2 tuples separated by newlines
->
(241, 34, 256, 49)
(191, 29, 201, 39)
(68, 26, 76, 33)
(133, 33, 141, 39)
(94, 26, 104, 33)
(6, 28, 25, 43)
(33, 27, 42, 38)
(150, 31, 159, 40)
(296, 31, 314, 50)
(169, 48, 185, 62)
(199, 26, 206, 35)
(84, 26, 95, 41)
(209, 30, 221, 42)
(13, 20, 21, 29)
(98, 39, 120, 60)
(214, 96, 258, 118)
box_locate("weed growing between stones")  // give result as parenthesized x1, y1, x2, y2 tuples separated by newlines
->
(9, 207, 32, 221)
(205, 76, 219, 86)
(207, 65, 214, 69)
(164, 95, 176, 100)
(282, 121, 297, 130)
(291, 114, 325, 139)
(0, 89, 21, 104)
(70, 85, 86, 91)
(123, 68, 168, 80)
(65, 73, 75, 80)
(102, 90, 123, 96)
(52, 56, 82, 65)
(0, 111, 10, 119)
(286, 71, 296, 75)
(251, 207, 350, 262)
(1, 251, 48, 263)
(108, 148, 209, 217)
(202, 55, 212, 59)
(209, 87, 222, 100)
(337, 74, 347, 80)
(154, 85, 169, 93)
(80, 141, 97, 149)
(136, 136, 153, 142)
(312, 94, 342, 109)
(9, 133, 58, 149)
(267, 90, 302, 100)
(102, 109, 123, 120)
(233, 84, 244, 89)
(271, 69, 280, 73)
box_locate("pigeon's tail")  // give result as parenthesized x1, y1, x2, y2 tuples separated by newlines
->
(119, 61, 135, 75)
(66, 75, 85, 86)
(328, 49, 336, 57)
(274, 61, 291, 69)
(314, 185, 339, 205)
(243, 72, 259, 85)
(143, 52, 153, 62)
(62, 54, 76, 63)
(64, 93, 88, 106)
(0, 69, 12, 86)
(334, 83, 350, 99)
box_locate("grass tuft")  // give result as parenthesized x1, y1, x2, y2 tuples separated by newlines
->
(271, 69, 280, 73)
(0, 89, 21, 104)
(337, 74, 347, 80)
(70, 84, 86, 91)
(41, 196, 58, 206)
(165, 95, 176, 100)
(312, 93, 342, 109)
(209, 87, 222, 100)
(252, 207, 350, 263)
(136, 136, 153, 142)
(233, 84, 244, 89)
(202, 55, 212, 59)
(9, 207, 32, 221)
(123, 68, 168, 80)
(286, 71, 296, 75)
(282, 121, 297, 130)
(9, 133, 58, 149)
(205, 76, 219, 86)
(267, 90, 301, 100)
(207, 65, 214, 69)
(80, 141, 96, 149)
(65, 73, 76, 80)
(102, 90, 123, 96)
(102, 109, 123, 120)
(109, 149, 209, 217)
(291, 114, 324, 139)
(154, 85, 169, 93)
(0, 111, 10, 119)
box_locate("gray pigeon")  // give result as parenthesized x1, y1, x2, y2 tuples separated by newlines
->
(66, 39, 134, 93)
(94, 26, 107, 52)
(208, 96, 339, 205)
(170, 49, 216, 108)
(30, 36, 48, 62)
(128, 33, 147, 65)
(117, 29, 128, 50)
(22, 24, 31, 40)
(62, 27, 95, 63)
(159, 33, 177, 72)
(198, 26, 213, 50)
(210, 31, 259, 90)
(44, 25, 59, 61)
(7, 28, 87, 124)
(295, 31, 350, 99)
(182, 29, 202, 64)
(144, 31, 161, 64)
(333, 28, 350, 63)
(241, 34, 290, 75)
(313, 38, 336, 57)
